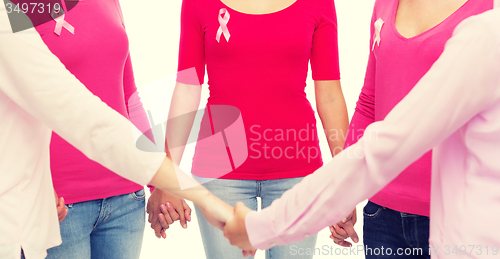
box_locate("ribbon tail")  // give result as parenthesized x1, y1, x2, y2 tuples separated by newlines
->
(216, 28, 222, 43)
(64, 22, 75, 34)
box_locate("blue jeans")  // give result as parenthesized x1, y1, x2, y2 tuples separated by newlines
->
(193, 176, 317, 259)
(45, 189, 146, 259)
(363, 201, 430, 259)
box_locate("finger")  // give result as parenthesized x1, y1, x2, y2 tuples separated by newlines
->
(330, 235, 352, 247)
(160, 228, 166, 239)
(242, 250, 250, 258)
(158, 213, 170, 231)
(153, 222, 162, 239)
(59, 208, 68, 222)
(341, 220, 360, 243)
(56, 198, 64, 211)
(162, 202, 180, 222)
(56, 198, 66, 221)
(250, 250, 257, 257)
(332, 224, 349, 239)
(160, 204, 175, 225)
(147, 204, 154, 224)
(174, 202, 188, 229)
(182, 200, 192, 222)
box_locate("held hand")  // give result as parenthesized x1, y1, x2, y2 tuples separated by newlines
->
(54, 191, 68, 223)
(198, 194, 234, 230)
(329, 208, 359, 247)
(146, 188, 192, 239)
(224, 202, 256, 257)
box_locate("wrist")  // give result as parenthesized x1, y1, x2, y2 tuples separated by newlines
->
(194, 190, 215, 211)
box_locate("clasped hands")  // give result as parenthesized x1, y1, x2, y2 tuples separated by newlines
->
(147, 188, 358, 257)
(146, 188, 256, 257)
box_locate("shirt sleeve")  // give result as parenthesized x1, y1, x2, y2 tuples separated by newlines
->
(310, 0, 340, 80)
(245, 14, 500, 250)
(177, 0, 205, 85)
(344, 7, 377, 148)
(0, 13, 166, 186)
(123, 53, 155, 142)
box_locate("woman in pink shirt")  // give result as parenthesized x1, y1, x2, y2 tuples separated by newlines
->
(146, 0, 349, 258)
(328, 0, 494, 257)
(18, 0, 191, 258)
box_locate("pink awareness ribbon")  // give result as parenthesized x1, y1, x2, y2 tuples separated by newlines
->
(372, 18, 384, 51)
(51, 0, 74, 36)
(216, 8, 230, 43)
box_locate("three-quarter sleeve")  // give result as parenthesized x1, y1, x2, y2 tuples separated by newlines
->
(344, 9, 377, 148)
(245, 14, 500, 250)
(0, 25, 166, 187)
(177, 0, 205, 85)
(310, 0, 340, 80)
(123, 53, 155, 142)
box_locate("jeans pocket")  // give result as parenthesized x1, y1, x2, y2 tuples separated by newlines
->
(363, 201, 383, 218)
(130, 188, 146, 201)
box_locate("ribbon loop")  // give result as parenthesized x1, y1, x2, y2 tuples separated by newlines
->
(216, 8, 231, 43)
(372, 18, 384, 51)
(51, 1, 75, 36)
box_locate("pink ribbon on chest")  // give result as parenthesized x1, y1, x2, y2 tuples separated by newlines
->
(51, 0, 75, 36)
(216, 8, 231, 43)
(372, 18, 384, 51)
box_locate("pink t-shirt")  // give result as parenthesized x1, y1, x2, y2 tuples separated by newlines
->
(345, 0, 493, 216)
(31, 0, 152, 204)
(178, 0, 341, 180)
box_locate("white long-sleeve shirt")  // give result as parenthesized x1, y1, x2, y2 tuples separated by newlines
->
(0, 6, 165, 259)
(246, 8, 500, 259)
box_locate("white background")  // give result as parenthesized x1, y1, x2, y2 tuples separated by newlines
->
(119, 0, 376, 258)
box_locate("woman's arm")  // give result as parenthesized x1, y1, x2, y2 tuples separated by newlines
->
(315, 80, 349, 156)
(224, 13, 500, 251)
(146, 0, 207, 237)
(0, 8, 231, 229)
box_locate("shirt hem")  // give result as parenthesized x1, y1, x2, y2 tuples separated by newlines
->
(370, 193, 430, 217)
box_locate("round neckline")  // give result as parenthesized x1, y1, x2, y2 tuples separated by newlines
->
(391, 0, 471, 41)
(217, 0, 300, 16)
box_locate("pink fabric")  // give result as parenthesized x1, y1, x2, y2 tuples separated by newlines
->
(32, 0, 152, 204)
(178, 0, 340, 180)
(345, 0, 493, 216)
(246, 9, 500, 253)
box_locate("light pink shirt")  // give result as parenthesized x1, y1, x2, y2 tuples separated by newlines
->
(345, 0, 493, 217)
(246, 9, 500, 258)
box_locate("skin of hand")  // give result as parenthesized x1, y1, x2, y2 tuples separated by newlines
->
(54, 191, 68, 223)
(223, 202, 257, 257)
(148, 157, 234, 229)
(146, 188, 192, 239)
(198, 194, 234, 230)
(329, 208, 359, 247)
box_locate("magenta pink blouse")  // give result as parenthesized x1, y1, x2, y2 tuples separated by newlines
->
(178, 0, 341, 180)
(33, 0, 152, 204)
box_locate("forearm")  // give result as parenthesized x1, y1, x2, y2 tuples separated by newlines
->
(165, 82, 202, 165)
(315, 80, 349, 156)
